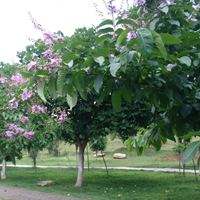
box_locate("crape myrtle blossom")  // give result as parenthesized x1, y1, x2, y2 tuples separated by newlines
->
(5, 131, 14, 139)
(58, 113, 66, 124)
(194, 3, 200, 11)
(133, 0, 146, 6)
(24, 131, 34, 139)
(9, 98, 18, 110)
(10, 101, 19, 110)
(42, 49, 53, 59)
(20, 116, 30, 124)
(10, 73, 28, 86)
(33, 22, 41, 30)
(0, 77, 8, 84)
(7, 93, 14, 97)
(31, 105, 47, 114)
(127, 31, 137, 42)
(158, 3, 168, 8)
(27, 61, 37, 70)
(106, 2, 120, 14)
(21, 90, 32, 101)
(50, 58, 62, 67)
(6, 124, 25, 139)
(109, 54, 115, 58)
(167, 64, 174, 68)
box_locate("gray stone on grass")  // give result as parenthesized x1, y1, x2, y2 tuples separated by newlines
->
(37, 180, 54, 186)
(113, 153, 126, 159)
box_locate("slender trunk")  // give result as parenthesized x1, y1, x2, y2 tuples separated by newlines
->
(75, 138, 87, 187)
(87, 145, 90, 172)
(76, 144, 78, 170)
(1, 159, 6, 179)
(40, 151, 43, 161)
(198, 147, 200, 176)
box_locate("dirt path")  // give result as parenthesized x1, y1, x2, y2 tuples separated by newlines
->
(0, 186, 82, 200)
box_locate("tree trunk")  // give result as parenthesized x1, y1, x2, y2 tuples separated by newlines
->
(75, 138, 87, 187)
(1, 159, 6, 179)
(76, 144, 78, 170)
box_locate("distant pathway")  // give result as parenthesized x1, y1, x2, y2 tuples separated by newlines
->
(5, 164, 199, 173)
(0, 186, 82, 200)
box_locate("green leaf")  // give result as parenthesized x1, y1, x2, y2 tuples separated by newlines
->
(159, 6, 169, 14)
(117, 28, 132, 47)
(94, 56, 105, 66)
(96, 34, 112, 44)
(37, 81, 46, 102)
(116, 19, 137, 26)
(67, 91, 77, 109)
(81, 57, 94, 68)
(28, 77, 35, 86)
(19, 69, 33, 78)
(192, 103, 200, 111)
(48, 79, 57, 99)
(181, 132, 200, 140)
(178, 56, 191, 67)
(96, 19, 113, 29)
(165, 87, 173, 100)
(149, 30, 167, 60)
(62, 52, 78, 61)
(52, 43, 65, 51)
(57, 71, 67, 96)
(35, 70, 49, 77)
(93, 74, 103, 93)
(183, 141, 200, 163)
(167, 19, 180, 26)
(96, 28, 114, 36)
(181, 104, 192, 118)
(159, 34, 182, 44)
(109, 63, 121, 77)
(111, 90, 122, 111)
(120, 45, 129, 72)
(69, 41, 89, 49)
(121, 87, 132, 103)
(137, 28, 153, 60)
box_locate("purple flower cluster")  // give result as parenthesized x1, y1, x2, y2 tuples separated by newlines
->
(10, 73, 28, 86)
(133, 0, 146, 6)
(24, 131, 34, 139)
(31, 105, 47, 113)
(5, 124, 25, 139)
(127, 31, 137, 42)
(0, 77, 7, 84)
(21, 90, 32, 101)
(9, 97, 18, 110)
(20, 116, 30, 124)
(106, 2, 120, 14)
(194, 3, 200, 11)
(58, 114, 66, 124)
(50, 58, 62, 67)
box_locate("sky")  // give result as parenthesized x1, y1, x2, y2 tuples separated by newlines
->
(0, 0, 108, 64)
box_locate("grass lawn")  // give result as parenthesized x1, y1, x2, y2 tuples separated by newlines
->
(0, 167, 199, 200)
(12, 136, 200, 170)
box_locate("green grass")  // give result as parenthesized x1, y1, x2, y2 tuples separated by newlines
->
(0, 167, 200, 200)
(12, 136, 200, 170)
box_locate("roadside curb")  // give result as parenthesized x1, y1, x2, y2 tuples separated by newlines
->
(3, 165, 198, 173)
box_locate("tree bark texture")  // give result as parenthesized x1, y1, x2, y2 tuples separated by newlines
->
(75, 138, 87, 187)
(1, 159, 6, 179)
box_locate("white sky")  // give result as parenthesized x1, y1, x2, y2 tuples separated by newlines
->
(0, 0, 108, 64)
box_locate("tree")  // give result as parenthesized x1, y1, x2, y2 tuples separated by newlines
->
(17, 0, 200, 186)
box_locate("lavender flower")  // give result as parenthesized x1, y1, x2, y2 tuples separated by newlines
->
(24, 131, 34, 139)
(158, 3, 167, 8)
(0, 77, 7, 84)
(20, 116, 30, 124)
